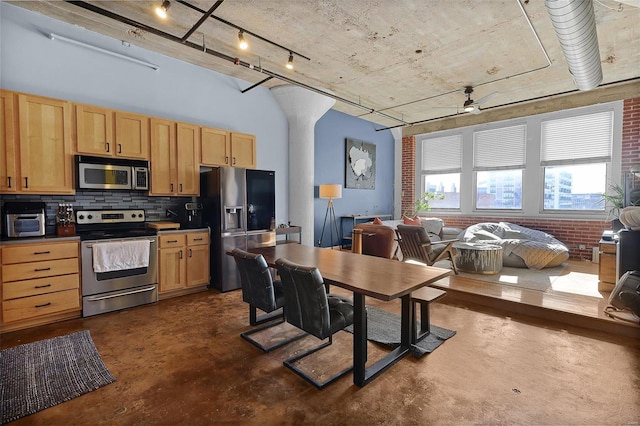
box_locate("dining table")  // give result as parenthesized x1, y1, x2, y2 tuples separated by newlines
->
(248, 244, 452, 387)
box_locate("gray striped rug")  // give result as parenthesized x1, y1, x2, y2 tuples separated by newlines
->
(0, 330, 115, 424)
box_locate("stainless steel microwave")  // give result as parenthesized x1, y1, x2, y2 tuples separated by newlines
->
(76, 155, 149, 191)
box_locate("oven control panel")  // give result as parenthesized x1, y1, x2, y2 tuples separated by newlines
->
(76, 209, 145, 225)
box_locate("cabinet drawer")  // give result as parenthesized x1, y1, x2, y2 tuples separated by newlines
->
(187, 232, 209, 246)
(159, 234, 187, 248)
(599, 243, 617, 254)
(3, 274, 79, 300)
(2, 241, 78, 264)
(2, 258, 79, 282)
(2, 289, 80, 323)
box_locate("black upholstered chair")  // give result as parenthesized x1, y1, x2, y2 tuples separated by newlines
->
(396, 224, 459, 274)
(275, 257, 355, 389)
(230, 248, 305, 352)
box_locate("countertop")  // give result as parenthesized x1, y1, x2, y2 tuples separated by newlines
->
(0, 235, 81, 245)
(157, 227, 210, 234)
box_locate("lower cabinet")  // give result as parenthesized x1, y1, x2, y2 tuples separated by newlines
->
(158, 230, 210, 297)
(1, 240, 81, 332)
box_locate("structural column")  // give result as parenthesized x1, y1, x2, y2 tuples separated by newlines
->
(271, 85, 335, 246)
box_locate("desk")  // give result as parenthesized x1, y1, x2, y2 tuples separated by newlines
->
(340, 214, 393, 248)
(249, 244, 451, 387)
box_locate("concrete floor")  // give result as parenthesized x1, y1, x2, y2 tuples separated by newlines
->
(2, 288, 639, 425)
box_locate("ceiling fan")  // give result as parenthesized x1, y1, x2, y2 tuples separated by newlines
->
(461, 86, 499, 114)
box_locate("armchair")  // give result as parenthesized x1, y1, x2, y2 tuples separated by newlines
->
(395, 224, 459, 274)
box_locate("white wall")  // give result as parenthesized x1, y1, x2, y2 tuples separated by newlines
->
(0, 2, 290, 224)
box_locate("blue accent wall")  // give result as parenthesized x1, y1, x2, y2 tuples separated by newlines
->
(314, 109, 395, 247)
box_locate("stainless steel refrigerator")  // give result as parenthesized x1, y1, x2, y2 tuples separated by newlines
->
(200, 167, 276, 292)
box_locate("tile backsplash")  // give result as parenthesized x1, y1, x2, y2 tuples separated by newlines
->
(2, 191, 189, 234)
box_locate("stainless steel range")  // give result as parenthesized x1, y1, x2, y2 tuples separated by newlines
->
(76, 209, 158, 317)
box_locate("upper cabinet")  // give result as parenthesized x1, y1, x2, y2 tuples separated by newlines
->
(201, 127, 256, 169)
(114, 111, 149, 160)
(16, 93, 74, 194)
(75, 104, 114, 156)
(0, 90, 17, 193)
(149, 119, 199, 196)
(230, 132, 256, 169)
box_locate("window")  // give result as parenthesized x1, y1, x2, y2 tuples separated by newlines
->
(420, 134, 461, 209)
(473, 125, 526, 210)
(541, 111, 613, 211)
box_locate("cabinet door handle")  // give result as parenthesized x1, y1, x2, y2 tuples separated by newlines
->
(179, 184, 183, 193)
(7, 176, 11, 188)
(118, 144, 122, 154)
(193, 238, 203, 241)
(35, 283, 52, 289)
(189, 248, 192, 257)
(24, 177, 28, 188)
(35, 302, 52, 308)
(168, 239, 178, 243)
(232, 157, 237, 165)
(170, 183, 174, 192)
(106, 142, 110, 152)
(179, 250, 183, 259)
(34, 251, 51, 255)
(35, 267, 51, 272)
(225, 156, 229, 164)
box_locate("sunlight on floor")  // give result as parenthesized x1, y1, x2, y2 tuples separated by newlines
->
(551, 270, 604, 298)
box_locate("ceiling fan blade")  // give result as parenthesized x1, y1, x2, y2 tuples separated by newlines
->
(476, 91, 499, 106)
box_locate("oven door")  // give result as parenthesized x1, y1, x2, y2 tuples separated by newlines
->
(81, 237, 158, 316)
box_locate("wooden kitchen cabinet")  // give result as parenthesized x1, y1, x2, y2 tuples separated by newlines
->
(158, 231, 209, 296)
(598, 240, 617, 291)
(149, 119, 199, 196)
(201, 127, 256, 169)
(1, 240, 81, 332)
(75, 104, 114, 156)
(114, 111, 149, 160)
(0, 90, 17, 193)
(16, 93, 74, 194)
(230, 132, 256, 169)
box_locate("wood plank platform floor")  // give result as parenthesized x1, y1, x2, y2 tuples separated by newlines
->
(429, 259, 640, 338)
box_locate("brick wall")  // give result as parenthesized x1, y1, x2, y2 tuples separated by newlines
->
(622, 98, 640, 176)
(401, 135, 416, 215)
(401, 97, 640, 260)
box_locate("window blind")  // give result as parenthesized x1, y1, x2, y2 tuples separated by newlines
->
(421, 134, 462, 172)
(541, 110, 613, 166)
(473, 124, 526, 171)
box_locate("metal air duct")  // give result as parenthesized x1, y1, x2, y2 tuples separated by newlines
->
(545, 0, 603, 91)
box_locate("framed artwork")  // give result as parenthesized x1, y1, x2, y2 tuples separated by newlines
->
(345, 138, 376, 189)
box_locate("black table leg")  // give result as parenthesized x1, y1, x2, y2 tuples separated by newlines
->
(353, 292, 367, 386)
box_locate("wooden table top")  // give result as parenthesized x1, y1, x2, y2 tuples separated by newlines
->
(249, 244, 452, 301)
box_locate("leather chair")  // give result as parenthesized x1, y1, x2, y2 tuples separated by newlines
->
(275, 257, 355, 389)
(353, 223, 396, 259)
(395, 224, 459, 274)
(230, 248, 305, 352)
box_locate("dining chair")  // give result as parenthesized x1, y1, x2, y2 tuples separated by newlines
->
(230, 248, 305, 352)
(395, 224, 459, 274)
(275, 257, 355, 389)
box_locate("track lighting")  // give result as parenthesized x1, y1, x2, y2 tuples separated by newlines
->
(155, 0, 170, 19)
(286, 52, 294, 70)
(238, 30, 248, 50)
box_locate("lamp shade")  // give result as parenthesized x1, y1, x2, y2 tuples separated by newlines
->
(319, 184, 342, 199)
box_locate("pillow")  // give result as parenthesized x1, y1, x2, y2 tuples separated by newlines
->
(473, 229, 502, 241)
(372, 217, 384, 225)
(402, 215, 421, 226)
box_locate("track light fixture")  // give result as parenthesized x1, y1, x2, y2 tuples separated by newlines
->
(286, 52, 294, 70)
(238, 30, 248, 50)
(155, 0, 171, 19)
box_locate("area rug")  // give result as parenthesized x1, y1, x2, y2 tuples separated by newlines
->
(457, 263, 567, 292)
(344, 305, 456, 359)
(0, 330, 115, 424)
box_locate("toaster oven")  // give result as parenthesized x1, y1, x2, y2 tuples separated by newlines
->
(3, 201, 46, 238)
